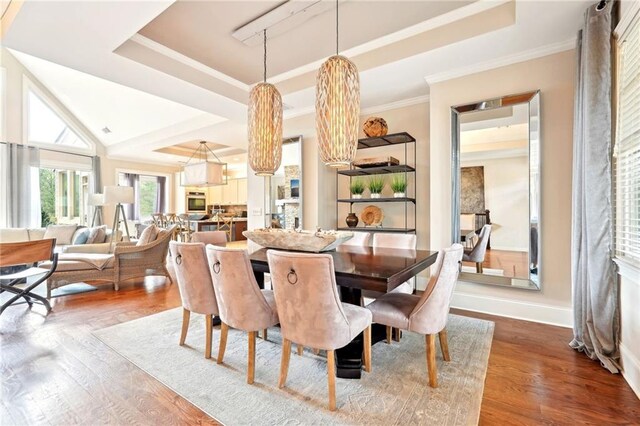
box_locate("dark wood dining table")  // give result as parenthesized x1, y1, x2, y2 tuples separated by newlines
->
(247, 245, 438, 379)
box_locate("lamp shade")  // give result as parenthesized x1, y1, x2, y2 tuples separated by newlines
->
(315, 55, 360, 168)
(103, 186, 134, 204)
(248, 82, 283, 176)
(181, 161, 226, 186)
(88, 193, 105, 206)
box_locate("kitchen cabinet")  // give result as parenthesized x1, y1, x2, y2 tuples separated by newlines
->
(222, 179, 239, 205)
(208, 185, 222, 205)
(236, 178, 247, 204)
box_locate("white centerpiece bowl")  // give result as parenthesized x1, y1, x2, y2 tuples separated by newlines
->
(243, 229, 353, 252)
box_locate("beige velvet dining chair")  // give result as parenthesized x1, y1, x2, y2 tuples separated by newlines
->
(192, 231, 228, 246)
(366, 244, 463, 387)
(463, 224, 492, 273)
(340, 231, 371, 247)
(267, 250, 372, 411)
(372, 233, 417, 295)
(206, 246, 279, 384)
(169, 241, 219, 359)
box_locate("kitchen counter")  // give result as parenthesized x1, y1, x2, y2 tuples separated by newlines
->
(190, 218, 248, 241)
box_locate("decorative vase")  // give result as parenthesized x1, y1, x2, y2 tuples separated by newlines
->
(352, 194, 362, 199)
(346, 213, 359, 228)
(371, 193, 381, 199)
(394, 192, 405, 198)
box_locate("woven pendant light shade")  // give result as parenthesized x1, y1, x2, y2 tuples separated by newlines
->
(248, 82, 283, 176)
(316, 55, 360, 168)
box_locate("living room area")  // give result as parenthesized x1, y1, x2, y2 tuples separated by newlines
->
(1, 0, 639, 424)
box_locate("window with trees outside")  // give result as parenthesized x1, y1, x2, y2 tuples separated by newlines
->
(40, 168, 90, 226)
(118, 172, 167, 221)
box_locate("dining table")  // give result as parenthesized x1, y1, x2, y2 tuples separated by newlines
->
(247, 245, 438, 379)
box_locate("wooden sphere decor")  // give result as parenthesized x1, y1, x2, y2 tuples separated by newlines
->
(363, 117, 388, 137)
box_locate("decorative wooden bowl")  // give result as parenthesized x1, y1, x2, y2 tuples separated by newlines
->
(363, 117, 388, 137)
(361, 206, 384, 226)
(243, 229, 354, 252)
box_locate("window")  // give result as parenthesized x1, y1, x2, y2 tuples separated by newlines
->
(615, 12, 640, 265)
(40, 167, 90, 226)
(118, 172, 168, 221)
(27, 89, 90, 149)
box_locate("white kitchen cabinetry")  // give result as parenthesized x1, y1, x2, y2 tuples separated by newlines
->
(222, 179, 238, 205)
(236, 178, 247, 204)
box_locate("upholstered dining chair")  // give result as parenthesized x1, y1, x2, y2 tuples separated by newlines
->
(205, 246, 279, 384)
(366, 244, 464, 388)
(192, 231, 228, 246)
(169, 241, 219, 359)
(267, 250, 372, 411)
(462, 224, 492, 273)
(339, 231, 371, 247)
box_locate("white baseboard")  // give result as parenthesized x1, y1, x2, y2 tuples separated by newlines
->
(450, 291, 573, 328)
(620, 342, 640, 399)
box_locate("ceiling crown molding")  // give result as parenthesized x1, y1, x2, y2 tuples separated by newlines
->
(360, 95, 430, 116)
(424, 37, 577, 86)
(129, 34, 250, 91)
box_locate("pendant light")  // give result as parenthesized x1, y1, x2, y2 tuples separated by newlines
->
(248, 29, 283, 176)
(315, 0, 360, 168)
(180, 141, 228, 187)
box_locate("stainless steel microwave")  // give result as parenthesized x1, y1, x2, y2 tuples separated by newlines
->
(186, 192, 207, 213)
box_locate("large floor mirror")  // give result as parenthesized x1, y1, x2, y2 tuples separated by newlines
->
(267, 136, 303, 229)
(451, 91, 540, 290)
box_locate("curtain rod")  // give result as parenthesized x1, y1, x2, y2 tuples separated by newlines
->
(0, 141, 95, 159)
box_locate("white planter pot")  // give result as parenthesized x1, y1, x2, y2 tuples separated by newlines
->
(370, 193, 381, 199)
(394, 192, 406, 198)
(351, 194, 362, 199)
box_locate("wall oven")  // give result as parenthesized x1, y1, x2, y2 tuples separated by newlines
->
(186, 192, 207, 213)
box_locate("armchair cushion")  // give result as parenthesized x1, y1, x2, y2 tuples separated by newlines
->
(43, 224, 78, 245)
(86, 225, 107, 244)
(137, 224, 159, 246)
(73, 228, 90, 245)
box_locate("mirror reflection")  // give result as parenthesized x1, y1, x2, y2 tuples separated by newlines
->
(452, 91, 540, 290)
(268, 136, 303, 229)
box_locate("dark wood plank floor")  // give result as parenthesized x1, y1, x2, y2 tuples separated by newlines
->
(1, 277, 638, 425)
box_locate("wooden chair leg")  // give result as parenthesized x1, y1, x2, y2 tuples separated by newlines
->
(439, 329, 451, 361)
(217, 322, 229, 364)
(297, 344, 304, 356)
(327, 349, 337, 411)
(278, 339, 292, 388)
(393, 328, 402, 342)
(262, 328, 268, 341)
(248, 331, 256, 384)
(363, 326, 372, 373)
(476, 262, 483, 273)
(426, 334, 438, 388)
(205, 315, 213, 359)
(180, 308, 190, 346)
(386, 326, 392, 344)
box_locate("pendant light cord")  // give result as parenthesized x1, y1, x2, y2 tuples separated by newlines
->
(263, 29, 267, 83)
(336, 0, 339, 55)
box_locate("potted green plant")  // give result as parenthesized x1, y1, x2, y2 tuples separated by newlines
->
(368, 176, 385, 199)
(350, 178, 365, 199)
(390, 174, 407, 198)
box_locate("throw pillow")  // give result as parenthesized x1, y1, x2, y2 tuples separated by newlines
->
(43, 224, 78, 245)
(137, 224, 159, 246)
(86, 225, 107, 244)
(73, 229, 90, 245)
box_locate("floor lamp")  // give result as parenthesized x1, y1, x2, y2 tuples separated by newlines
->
(89, 193, 105, 227)
(104, 186, 134, 244)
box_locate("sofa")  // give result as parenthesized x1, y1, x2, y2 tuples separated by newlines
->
(0, 225, 122, 254)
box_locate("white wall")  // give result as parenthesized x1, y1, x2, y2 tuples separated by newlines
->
(461, 155, 529, 251)
(430, 50, 575, 327)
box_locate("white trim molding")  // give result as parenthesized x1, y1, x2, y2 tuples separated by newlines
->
(620, 342, 640, 399)
(451, 291, 573, 328)
(424, 38, 577, 86)
(615, 258, 640, 282)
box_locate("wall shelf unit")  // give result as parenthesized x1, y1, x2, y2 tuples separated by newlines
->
(336, 132, 417, 235)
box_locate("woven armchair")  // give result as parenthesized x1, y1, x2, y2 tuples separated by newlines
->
(113, 226, 174, 290)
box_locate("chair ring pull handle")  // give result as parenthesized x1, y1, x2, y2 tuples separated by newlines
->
(212, 261, 221, 274)
(175, 254, 183, 265)
(287, 268, 298, 285)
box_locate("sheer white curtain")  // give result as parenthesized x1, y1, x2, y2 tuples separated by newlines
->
(0, 143, 41, 228)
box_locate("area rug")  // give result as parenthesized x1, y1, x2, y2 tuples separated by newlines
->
(0, 282, 97, 305)
(94, 308, 494, 425)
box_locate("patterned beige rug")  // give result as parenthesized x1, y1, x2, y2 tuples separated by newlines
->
(94, 308, 494, 425)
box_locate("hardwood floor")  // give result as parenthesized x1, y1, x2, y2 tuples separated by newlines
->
(463, 248, 529, 279)
(1, 278, 638, 425)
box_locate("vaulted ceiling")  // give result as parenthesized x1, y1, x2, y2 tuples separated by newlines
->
(1, 0, 591, 164)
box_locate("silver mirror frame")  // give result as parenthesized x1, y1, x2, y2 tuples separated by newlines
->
(451, 91, 541, 291)
(267, 135, 303, 229)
